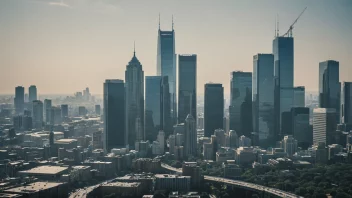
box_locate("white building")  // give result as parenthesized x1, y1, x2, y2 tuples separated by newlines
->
(313, 108, 337, 145)
(282, 135, 298, 157)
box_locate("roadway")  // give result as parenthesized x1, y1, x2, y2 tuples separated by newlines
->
(161, 163, 302, 198)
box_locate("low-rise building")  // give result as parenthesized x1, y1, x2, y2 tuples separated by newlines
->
(132, 158, 161, 173)
(18, 165, 69, 180)
(4, 182, 68, 198)
(100, 182, 143, 197)
(155, 174, 191, 192)
(222, 160, 241, 179)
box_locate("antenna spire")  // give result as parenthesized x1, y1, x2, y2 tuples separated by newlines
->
(133, 41, 136, 56)
(172, 15, 174, 30)
(275, 15, 277, 38)
(277, 14, 279, 36)
(158, 13, 160, 30)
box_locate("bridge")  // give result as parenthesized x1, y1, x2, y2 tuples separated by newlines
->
(161, 163, 302, 198)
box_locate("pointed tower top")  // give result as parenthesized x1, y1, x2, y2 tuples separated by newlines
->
(277, 14, 279, 37)
(158, 13, 160, 30)
(133, 41, 136, 57)
(172, 14, 174, 30)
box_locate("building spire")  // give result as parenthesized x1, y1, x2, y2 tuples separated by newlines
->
(158, 13, 160, 30)
(172, 14, 174, 30)
(277, 14, 279, 37)
(275, 15, 277, 38)
(133, 41, 136, 57)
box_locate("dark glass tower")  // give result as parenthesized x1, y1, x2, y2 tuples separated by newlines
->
(157, 20, 176, 126)
(145, 76, 162, 142)
(14, 86, 25, 115)
(204, 83, 224, 137)
(229, 71, 252, 136)
(273, 36, 294, 138)
(341, 82, 352, 125)
(28, 85, 37, 102)
(253, 54, 274, 145)
(161, 76, 172, 136)
(178, 54, 197, 124)
(104, 79, 126, 152)
(61, 104, 68, 118)
(319, 60, 340, 122)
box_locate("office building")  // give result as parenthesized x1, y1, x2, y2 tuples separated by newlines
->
(229, 71, 252, 136)
(239, 135, 251, 147)
(161, 76, 172, 135)
(61, 104, 68, 118)
(44, 99, 52, 124)
(319, 60, 340, 122)
(95, 104, 101, 115)
(14, 86, 25, 115)
(32, 100, 43, 130)
(229, 130, 239, 148)
(204, 83, 224, 137)
(252, 54, 275, 145)
(145, 76, 162, 142)
(293, 86, 305, 107)
(184, 114, 197, 156)
(182, 162, 202, 189)
(155, 174, 190, 192)
(282, 135, 298, 157)
(341, 82, 352, 125)
(273, 36, 294, 137)
(104, 79, 126, 152)
(78, 106, 86, 116)
(125, 50, 144, 147)
(313, 108, 337, 145)
(28, 85, 37, 102)
(51, 106, 62, 125)
(178, 54, 197, 123)
(291, 107, 311, 148)
(157, 19, 177, 125)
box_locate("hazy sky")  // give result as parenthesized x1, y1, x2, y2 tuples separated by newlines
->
(0, 0, 351, 95)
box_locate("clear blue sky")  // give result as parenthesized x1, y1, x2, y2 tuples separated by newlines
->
(0, 0, 351, 94)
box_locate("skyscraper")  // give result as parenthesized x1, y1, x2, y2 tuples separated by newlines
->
(28, 85, 37, 102)
(273, 36, 294, 138)
(95, 104, 101, 115)
(204, 83, 224, 137)
(157, 18, 177, 125)
(313, 108, 337, 145)
(319, 60, 340, 122)
(61, 104, 68, 118)
(161, 76, 172, 136)
(178, 54, 197, 124)
(253, 54, 275, 145)
(229, 71, 252, 136)
(32, 100, 43, 130)
(14, 86, 25, 115)
(104, 79, 126, 152)
(145, 76, 162, 142)
(44, 99, 52, 124)
(125, 50, 144, 147)
(291, 107, 311, 148)
(293, 86, 305, 107)
(184, 114, 197, 156)
(341, 82, 352, 125)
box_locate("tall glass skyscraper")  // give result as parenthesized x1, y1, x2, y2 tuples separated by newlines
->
(229, 71, 252, 136)
(32, 100, 43, 130)
(161, 76, 172, 136)
(125, 51, 144, 147)
(178, 54, 197, 124)
(204, 83, 224, 137)
(293, 86, 305, 107)
(341, 82, 352, 125)
(44, 99, 52, 124)
(253, 54, 274, 145)
(145, 76, 162, 142)
(14, 86, 25, 115)
(28, 85, 37, 102)
(157, 22, 176, 125)
(319, 60, 340, 122)
(273, 36, 294, 137)
(104, 79, 126, 152)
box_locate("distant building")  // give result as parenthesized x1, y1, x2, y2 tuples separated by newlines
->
(234, 147, 256, 165)
(293, 86, 305, 107)
(182, 162, 202, 189)
(161, 76, 172, 135)
(51, 106, 62, 125)
(282, 135, 297, 157)
(178, 54, 197, 123)
(95, 104, 101, 115)
(29, 85, 37, 102)
(229, 130, 239, 148)
(44, 99, 52, 124)
(204, 83, 224, 137)
(341, 82, 352, 125)
(104, 79, 126, 152)
(32, 100, 43, 130)
(61, 104, 68, 118)
(14, 86, 25, 115)
(229, 71, 252, 137)
(78, 106, 86, 116)
(145, 76, 162, 142)
(184, 114, 197, 156)
(239, 135, 251, 147)
(18, 166, 69, 180)
(4, 182, 68, 198)
(291, 107, 311, 148)
(132, 158, 161, 173)
(313, 108, 337, 145)
(155, 174, 190, 192)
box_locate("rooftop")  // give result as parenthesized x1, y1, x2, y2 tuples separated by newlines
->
(155, 174, 190, 179)
(4, 182, 64, 194)
(55, 139, 78, 144)
(103, 182, 141, 188)
(18, 165, 68, 175)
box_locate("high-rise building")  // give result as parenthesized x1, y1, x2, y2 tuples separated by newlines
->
(157, 130, 165, 155)
(95, 104, 101, 115)
(319, 60, 340, 122)
(341, 82, 352, 125)
(291, 107, 311, 148)
(313, 108, 337, 145)
(229, 130, 239, 148)
(78, 106, 86, 116)
(184, 114, 197, 156)
(44, 99, 52, 124)
(204, 83, 224, 137)
(229, 71, 252, 136)
(161, 76, 172, 136)
(14, 86, 25, 115)
(61, 104, 68, 118)
(145, 76, 162, 142)
(125, 50, 144, 147)
(104, 79, 126, 152)
(157, 19, 176, 125)
(32, 100, 43, 130)
(178, 54, 197, 124)
(252, 54, 275, 145)
(282, 135, 298, 157)
(293, 86, 305, 107)
(273, 36, 294, 138)
(28, 85, 37, 102)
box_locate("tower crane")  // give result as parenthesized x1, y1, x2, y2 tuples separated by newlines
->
(282, 7, 307, 37)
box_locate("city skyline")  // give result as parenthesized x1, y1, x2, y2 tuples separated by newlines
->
(1, 0, 352, 95)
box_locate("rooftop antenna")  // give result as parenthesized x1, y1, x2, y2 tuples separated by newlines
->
(133, 41, 136, 56)
(277, 14, 279, 37)
(275, 15, 277, 38)
(172, 14, 174, 30)
(158, 13, 160, 30)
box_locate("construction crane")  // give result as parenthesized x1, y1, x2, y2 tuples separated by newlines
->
(282, 7, 307, 37)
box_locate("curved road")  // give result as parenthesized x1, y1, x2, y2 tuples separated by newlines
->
(161, 163, 302, 198)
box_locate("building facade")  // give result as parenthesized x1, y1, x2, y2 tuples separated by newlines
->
(313, 108, 337, 145)
(145, 76, 162, 142)
(32, 100, 43, 130)
(293, 86, 305, 107)
(341, 82, 352, 125)
(204, 83, 224, 137)
(15, 86, 25, 115)
(28, 85, 37, 102)
(184, 114, 197, 156)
